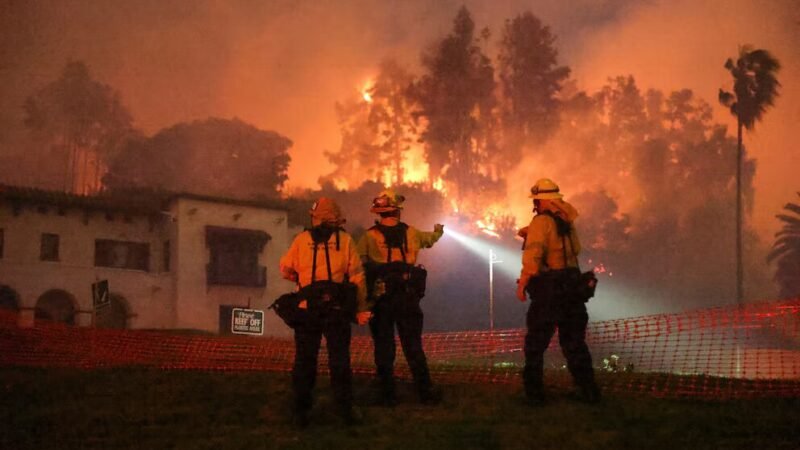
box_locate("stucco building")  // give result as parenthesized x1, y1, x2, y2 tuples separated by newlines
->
(0, 184, 301, 337)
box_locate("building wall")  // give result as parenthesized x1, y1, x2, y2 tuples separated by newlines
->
(0, 203, 173, 328)
(170, 198, 294, 336)
(0, 196, 297, 336)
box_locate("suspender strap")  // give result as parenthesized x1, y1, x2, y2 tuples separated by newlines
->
(542, 211, 579, 271)
(311, 240, 334, 283)
(399, 232, 407, 263)
(560, 235, 580, 271)
(387, 237, 407, 263)
(309, 229, 337, 283)
(374, 222, 408, 264)
(323, 239, 333, 280)
(311, 242, 318, 283)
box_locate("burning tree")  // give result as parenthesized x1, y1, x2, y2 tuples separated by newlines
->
(324, 8, 574, 231)
(368, 60, 420, 186)
(321, 59, 420, 189)
(322, 96, 380, 189)
(556, 77, 772, 309)
(318, 8, 776, 313)
(498, 12, 571, 149)
(410, 6, 497, 201)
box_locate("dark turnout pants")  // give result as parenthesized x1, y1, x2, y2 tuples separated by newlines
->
(369, 290, 433, 397)
(523, 273, 597, 396)
(292, 312, 352, 412)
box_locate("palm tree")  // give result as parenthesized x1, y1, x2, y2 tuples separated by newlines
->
(767, 193, 800, 298)
(718, 46, 781, 305)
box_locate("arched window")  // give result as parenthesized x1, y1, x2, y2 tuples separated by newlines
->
(0, 285, 20, 311)
(95, 293, 130, 329)
(35, 290, 76, 325)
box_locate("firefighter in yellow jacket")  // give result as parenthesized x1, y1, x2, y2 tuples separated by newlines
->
(279, 197, 370, 427)
(357, 189, 444, 406)
(517, 179, 600, 405)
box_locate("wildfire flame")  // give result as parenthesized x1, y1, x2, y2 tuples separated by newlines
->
(361, 81, 373, 103)
(342, 79, 526, 242)
(401, 146, 429, 183)
(476, 218, 500, 238)
(432, 177, 445, 192)
(474, 207, 510, 239)
(377, 145, 430, 187)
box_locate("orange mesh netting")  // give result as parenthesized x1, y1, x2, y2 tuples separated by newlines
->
(1, 299, 799, 399)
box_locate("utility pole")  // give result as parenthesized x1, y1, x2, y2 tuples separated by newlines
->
(489, 248, 502, 332)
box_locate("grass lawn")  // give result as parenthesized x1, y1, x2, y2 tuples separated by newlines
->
(1, 367, 798, 449)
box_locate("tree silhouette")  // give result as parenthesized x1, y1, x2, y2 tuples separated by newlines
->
(498, 12, 570, 147)
(322, 97, 379, 189)
(719, 46, 781, 305)
(105, 117, 291, 199)
(321, 60, 418, 189)
(368, 60, 418, 186)
(768, 193, 800, 299)
(550, 76, 764, 310)
(410, 6, 496, 198)
(24, 61, 135, 194)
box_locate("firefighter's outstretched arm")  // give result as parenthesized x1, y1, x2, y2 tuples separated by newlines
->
(417, 223, 444, 248)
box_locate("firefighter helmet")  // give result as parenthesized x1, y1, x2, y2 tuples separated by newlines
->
(528, 178, 563, 200)
(309, 197, 345, 225)
(370, 189, 405, 213)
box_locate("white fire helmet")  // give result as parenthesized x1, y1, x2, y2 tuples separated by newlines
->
(528, 178, 564, 200)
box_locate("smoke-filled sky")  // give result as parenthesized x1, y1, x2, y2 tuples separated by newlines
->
(1, 0, 798, 238)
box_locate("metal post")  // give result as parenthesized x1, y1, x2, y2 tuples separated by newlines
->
(488, 249, 503, 332)
(489, 249, 503, 368)
(489, 248, 494, 332)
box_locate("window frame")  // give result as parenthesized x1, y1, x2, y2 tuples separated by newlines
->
(205, 226, 270, 288)
(40, 233, 60, 262)
(163, 240, 171, 272)
(94, 239, 151, 272)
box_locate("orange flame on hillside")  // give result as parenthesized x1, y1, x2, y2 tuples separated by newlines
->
(474, 206, 511, 239)
(432, 177, 445, 192)
(476, 218, 500, 238)
(361, 80, 373, 103)
(344, 79, 523, 237)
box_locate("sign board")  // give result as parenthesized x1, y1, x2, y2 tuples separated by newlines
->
(231, 308, 264, 335)
(92, 280, 110, 310)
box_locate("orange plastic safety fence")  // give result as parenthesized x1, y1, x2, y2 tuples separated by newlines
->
(1, 299, 799, 399)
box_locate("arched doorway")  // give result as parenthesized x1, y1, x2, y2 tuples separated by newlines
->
(95, 293, 129, 329)
(0, 285, 20, 311)
(35, 290, 76, 325)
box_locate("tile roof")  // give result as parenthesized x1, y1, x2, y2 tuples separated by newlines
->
(0, 184, 290, 215)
